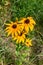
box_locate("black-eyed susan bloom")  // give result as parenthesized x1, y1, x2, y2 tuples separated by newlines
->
(13, 32, 25, 43)
(5, 22, 23, 37)
(20, 17, 36, 33)
(25, 39, 32, 47)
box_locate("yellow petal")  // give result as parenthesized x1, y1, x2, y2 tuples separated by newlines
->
(25, 26, 29, 33)
(16, 40, 19, 43)
(29, 24, 34, 31)
(22, 39, 24, 43)
(5, 24, 11, 26)
(5, 30, 10, 33)
(7, 31, 11, 36)
(29, 42, 32, 46)
(5, 27, 9, 30)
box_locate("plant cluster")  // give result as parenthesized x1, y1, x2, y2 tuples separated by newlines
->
(5, 17, 36, 47)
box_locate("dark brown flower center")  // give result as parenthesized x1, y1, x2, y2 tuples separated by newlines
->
(12, 24, 17, 28)
(27, 42, 29, 44)
(24, 19, 30, 24)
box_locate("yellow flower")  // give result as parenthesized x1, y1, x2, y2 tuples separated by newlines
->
(13, 32, 25, 43)
(20, 17, 36, 33)
(5, 22, 22, 37)
(25, 39, 32, 47)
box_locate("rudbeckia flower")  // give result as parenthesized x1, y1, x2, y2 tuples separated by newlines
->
(5, 22, 23, 37)
(20, 17, 36, 33)
(13, 32, 25, 43)
(25, 39, 32, 47)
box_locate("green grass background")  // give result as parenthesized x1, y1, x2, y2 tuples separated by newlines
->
(0, 0, 43, 65)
